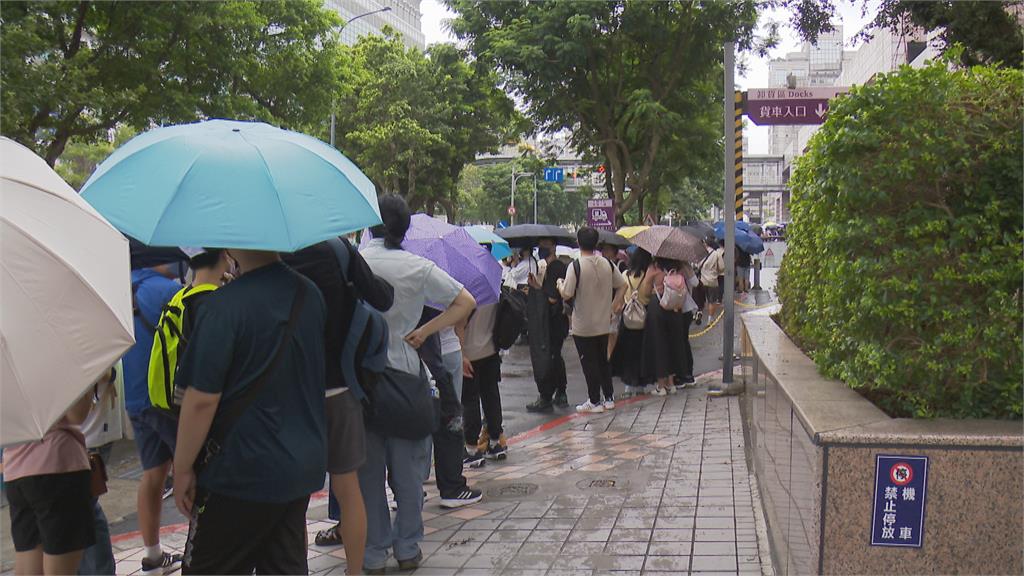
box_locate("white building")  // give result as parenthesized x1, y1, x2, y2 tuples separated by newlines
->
(743, 155, 788, 223)
(324, 0, 425, 50)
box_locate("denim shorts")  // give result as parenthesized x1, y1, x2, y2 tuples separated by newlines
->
(130, 407, 178, 470)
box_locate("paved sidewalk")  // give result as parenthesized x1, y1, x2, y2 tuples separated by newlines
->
(108, 374, 768, 575)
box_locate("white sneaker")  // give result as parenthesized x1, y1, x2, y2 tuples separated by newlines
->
(666, 385, 678, 395)
(602, 399, 616, 410)
(651, 387, 667, 397)
(575, 401, 605, 414)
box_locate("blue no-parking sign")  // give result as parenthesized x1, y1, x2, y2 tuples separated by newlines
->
(870, 454, 929, 547)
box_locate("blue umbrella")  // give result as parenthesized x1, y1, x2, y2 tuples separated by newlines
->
(464, 226, 512, 261)
(81, 119, 381, 251)
(713, 221, 765, 254)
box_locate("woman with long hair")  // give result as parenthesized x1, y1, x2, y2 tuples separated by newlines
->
(358, 195, 476, 574)
(642, 257, 697, 395)
(611, 247, 655, 396)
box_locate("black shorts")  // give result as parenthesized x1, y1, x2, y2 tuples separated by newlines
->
(325, 390, 367, 475)
(183, 489, 310, 575)
(6, 470, 95, 555)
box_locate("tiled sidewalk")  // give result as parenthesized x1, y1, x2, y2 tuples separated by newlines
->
(110, 378, 769, 575)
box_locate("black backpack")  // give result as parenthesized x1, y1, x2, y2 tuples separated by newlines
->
(323, 238, 390, 406)
(493, 286, 528, 350)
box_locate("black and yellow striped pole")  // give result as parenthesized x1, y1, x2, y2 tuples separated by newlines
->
(734, 90, 744, 220)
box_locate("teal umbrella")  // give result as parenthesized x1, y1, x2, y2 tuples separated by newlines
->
(81, 119, 381, 251)
(464, 225, 512, 261)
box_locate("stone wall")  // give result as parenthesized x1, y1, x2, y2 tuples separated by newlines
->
(740, 309, 1023, 575)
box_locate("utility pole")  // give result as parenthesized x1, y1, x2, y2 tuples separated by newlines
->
(533, 174, 538, 223)
(331, 6, 392, 147)
(715, 41, 738, 394)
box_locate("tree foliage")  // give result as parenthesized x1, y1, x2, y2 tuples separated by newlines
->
(1, 0, 343, 165)
(778, 0, 1023, 69)
(332, 34, 519, 216)
(776, 60, 1023, 419)
(445, 0, 759, 225)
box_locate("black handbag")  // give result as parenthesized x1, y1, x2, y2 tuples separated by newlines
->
(365, 364, 436, 440)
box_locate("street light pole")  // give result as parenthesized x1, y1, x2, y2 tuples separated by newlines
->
(533, 175, 538, 223)
(717, 41, 738, 393)
(330, 6, 393, 147)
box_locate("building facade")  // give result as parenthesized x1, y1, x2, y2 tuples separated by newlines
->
(324, 0, 425, 50)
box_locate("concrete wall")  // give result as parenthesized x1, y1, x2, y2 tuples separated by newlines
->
(740, 310, 1023, 575)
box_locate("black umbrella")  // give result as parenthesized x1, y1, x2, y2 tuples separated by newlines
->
(128, 236, 189, 270)
(496, 224, 576, 248)
(597, 229, 631, 248)
(679, 224, 715, 247)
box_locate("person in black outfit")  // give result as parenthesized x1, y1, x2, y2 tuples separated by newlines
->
(526, 239, 570, 412)
(283, 238, 394, 574)
(416, 307, 483, 507)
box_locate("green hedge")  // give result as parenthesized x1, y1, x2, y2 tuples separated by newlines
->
(777, 60, 1023, 419)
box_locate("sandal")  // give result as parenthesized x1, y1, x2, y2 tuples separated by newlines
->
(314, 523, 342, 547)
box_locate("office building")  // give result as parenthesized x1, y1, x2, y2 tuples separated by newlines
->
(324, 0, 425, 50)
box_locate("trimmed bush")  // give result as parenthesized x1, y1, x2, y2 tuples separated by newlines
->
(777, 60, 1022, 419)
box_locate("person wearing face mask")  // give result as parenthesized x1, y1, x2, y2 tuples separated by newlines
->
(526, 239, 570, 412)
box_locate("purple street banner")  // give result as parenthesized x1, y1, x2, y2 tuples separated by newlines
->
(587, 198, 615, 231)
(745, 87, 848, 126)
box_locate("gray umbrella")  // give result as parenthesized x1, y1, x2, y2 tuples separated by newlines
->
(631, 225, 708, 264)
(597, 229, 631, 248)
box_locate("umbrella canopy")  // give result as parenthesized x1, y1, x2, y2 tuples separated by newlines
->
(630, 225, 707, 264)
(1, 138, 135, 447)
(713, 221, 765, 254)
(496, 224, 576, 248)
(616, 225, 649, 239)
(81, 119, 381, 252)
(679, 225, 715, 246)
(366, 214, 502, 306)
(128, 236, 188, 270)
(464, 226, 512, 261)
(597, 229, 631, 248)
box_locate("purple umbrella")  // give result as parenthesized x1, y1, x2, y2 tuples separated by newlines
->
(364, 214, 502, 306)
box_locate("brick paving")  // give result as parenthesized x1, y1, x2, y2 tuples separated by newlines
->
(108, 375, 767, 575)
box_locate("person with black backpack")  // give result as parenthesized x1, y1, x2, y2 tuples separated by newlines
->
(172, 249, 328, 575)
(525, 238, 570, 412)
(283, 237, 394, 575)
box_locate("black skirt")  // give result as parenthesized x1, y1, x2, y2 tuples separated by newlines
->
(611, 323, 651, 386)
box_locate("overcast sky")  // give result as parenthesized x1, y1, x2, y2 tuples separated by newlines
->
(420, 0, 877, 154)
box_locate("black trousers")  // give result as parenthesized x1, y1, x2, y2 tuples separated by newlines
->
(574, 334, 614, 405)
(679, 311, 694, 379)
(462, 353, 503, 446)
(538, 319, 568, 401)
(183, 489, 309, 575)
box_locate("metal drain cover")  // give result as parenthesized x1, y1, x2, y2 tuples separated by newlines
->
(487, 482, 539, 498)
(576, 477, 630, 491)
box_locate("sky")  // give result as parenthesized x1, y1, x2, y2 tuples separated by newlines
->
(419, 0, 877, 154)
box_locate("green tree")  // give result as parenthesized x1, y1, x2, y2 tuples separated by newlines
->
(54, 125, 136, 190)
(457, 161, 589, 227)
(1, 0, 342, 165)
(777, 1, 1023, 69)
(332, 34, 519, 215)
(777, 60, 1023, 419)
(445, 0, 759, 224)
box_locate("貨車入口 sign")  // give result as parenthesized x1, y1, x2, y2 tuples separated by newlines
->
(745, 87, 848, 126)
(871, 454, 929, 548)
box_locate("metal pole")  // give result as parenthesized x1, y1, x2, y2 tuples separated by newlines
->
(533, 175, 538, 223)
(330, 113, 335, 147)
(720, 41, 738, 390)
(510, 165, 516, 226)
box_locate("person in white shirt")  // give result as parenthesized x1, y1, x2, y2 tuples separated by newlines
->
(558, 227, 627, 414)
(508, 247, 538, 289)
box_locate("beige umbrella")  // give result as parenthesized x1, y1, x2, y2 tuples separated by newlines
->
(631, 225, 708, 264)
(1, 138, 134, 447)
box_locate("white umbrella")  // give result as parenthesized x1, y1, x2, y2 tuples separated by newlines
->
(1, 138, 134, 447)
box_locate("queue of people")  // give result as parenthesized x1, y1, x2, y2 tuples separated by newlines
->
(5, 214, 726, 576)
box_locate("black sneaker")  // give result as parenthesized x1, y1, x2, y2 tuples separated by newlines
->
(464, 450, 486, 468)
(694, 310, 704, 325)
(314, 522, 342, 547)
(398, 549, 424, 570)
(526, 397, 554, 412)
(553, 390, 569, 408)
(141, 552, 182, 576)
(440, 488, 483, 509)
(486, 442, 508, 461)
